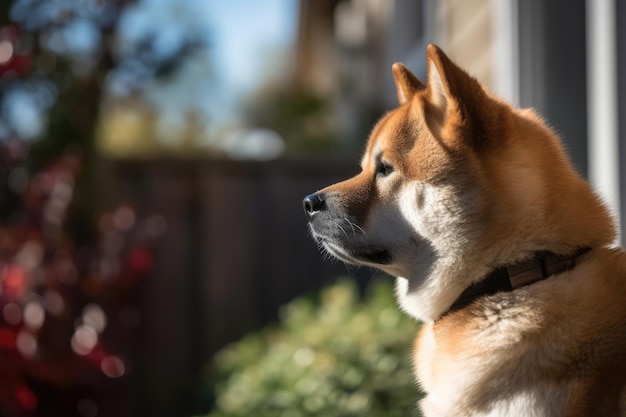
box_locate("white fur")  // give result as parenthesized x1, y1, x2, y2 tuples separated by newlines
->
(394, 180, 487, 322)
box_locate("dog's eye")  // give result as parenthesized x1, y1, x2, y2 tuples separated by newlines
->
(375, 161, 394, 178)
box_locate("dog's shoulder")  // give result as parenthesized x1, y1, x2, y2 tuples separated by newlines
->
(415, 247, 626, 415)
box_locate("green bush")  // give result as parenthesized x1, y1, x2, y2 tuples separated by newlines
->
(200, 279, 423, 417)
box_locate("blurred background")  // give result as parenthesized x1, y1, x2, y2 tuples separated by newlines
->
(0, 0, 624, 416)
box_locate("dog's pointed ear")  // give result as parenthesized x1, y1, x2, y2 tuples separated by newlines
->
(425, 44, 485, 115)
(424, 44, 494, 148)
(392, 63, 425, 105)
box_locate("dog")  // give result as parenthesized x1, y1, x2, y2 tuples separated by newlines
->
(303, 44, 626, 416)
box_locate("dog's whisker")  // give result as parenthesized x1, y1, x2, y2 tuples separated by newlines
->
(345, 218, 357, 236)
(337, 224, 349, 240)
(343, 217, 367, 237)
(353, 222, 366, 235)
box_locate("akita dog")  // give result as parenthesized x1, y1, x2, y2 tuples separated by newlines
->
(303, 45, 626, 416)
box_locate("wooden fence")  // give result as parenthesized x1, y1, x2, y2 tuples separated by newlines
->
(102, 155, 377, 417)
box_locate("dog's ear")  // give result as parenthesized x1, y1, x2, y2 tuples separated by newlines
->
(426, 44, 486, 112)
(425, 44, 492, 145)
(392, 63, 425, 105)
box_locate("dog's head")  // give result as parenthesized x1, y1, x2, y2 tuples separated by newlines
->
(304, 45, 614, 321)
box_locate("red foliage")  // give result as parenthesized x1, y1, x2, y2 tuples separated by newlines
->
(0, 144, 162, 416)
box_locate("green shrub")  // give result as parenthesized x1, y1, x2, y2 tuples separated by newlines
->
(200, 279, 423, 417)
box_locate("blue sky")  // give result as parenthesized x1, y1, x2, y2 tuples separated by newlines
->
(207, 0, 298, 89)
(206, 0, 299, 121)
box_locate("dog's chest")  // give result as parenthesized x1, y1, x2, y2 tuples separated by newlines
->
(413, 323, 495, 410)
(414, 301, 534, 390)
(413, 304, 569, 416)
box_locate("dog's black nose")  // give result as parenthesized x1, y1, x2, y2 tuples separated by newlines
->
(303, 193, 326, 218)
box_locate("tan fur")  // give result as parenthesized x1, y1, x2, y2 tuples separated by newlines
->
(305, 44, 626, 416)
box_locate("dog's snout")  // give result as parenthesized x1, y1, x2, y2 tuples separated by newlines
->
(303, 193, 326, 218)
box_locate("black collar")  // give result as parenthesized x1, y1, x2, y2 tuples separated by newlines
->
(447, 247, 591, 314)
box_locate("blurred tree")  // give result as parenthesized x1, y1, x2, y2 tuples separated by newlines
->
(243, 86, 338, 153)
(0, 0, 208, 415)
(0, 0, 211, 240)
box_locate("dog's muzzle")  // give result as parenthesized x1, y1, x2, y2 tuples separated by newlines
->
(303, 191, 393, 266)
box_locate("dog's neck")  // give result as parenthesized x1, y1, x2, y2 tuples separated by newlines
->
(444, 248, 591, 316)
(396, 248, 591, 322)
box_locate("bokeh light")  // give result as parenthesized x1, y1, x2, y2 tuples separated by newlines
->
(13, 385, 37, 411)
(113, 206, 136, 231)
(23, 299, 45, 330)
(101, 355, 126, 378)
(43, 289, 65, 316)
(71, 325, 98, 356)
(82, 303, 107, 334)
(3, 302, 22, 325)
(0, 40, 14, 64)
(16, 329, 37, 357)
(1, 264, 27, 299)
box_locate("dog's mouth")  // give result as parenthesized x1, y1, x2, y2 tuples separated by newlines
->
(307, 211, 394, 266)
(315, 234, 393, 265)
